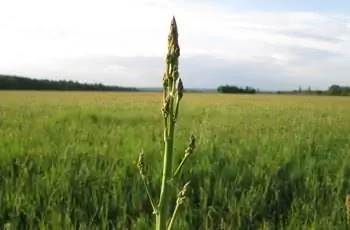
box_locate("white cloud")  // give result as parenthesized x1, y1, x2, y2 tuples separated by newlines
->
(0, 0, 349, 89)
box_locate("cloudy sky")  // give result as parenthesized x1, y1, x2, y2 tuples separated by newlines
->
(1, 0, 350, 90)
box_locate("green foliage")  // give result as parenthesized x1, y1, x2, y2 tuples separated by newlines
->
(217, 85, 257, 94)
(272, 85, 350, 96)
(0, 74, 138, 92)
(1, 92, 350, 229)
(328, 85, 350, 96)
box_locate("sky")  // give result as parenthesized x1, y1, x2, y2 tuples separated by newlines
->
(0, 0, 350, 90)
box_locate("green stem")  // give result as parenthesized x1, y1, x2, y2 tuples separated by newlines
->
(140, 175, 157, 214)
(162, 117, 168, 157)
(173, 155, 188, 178)
(156, 16, 181, 230)
(167, 202, 181, 230)
(157, 95, 176, 230)
(174, 98, 181, 121)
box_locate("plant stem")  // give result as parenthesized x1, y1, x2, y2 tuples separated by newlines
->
(157, 113, 175, 230)
(173, 155, 188, 178)
(167, 181, 190, 229)
(138, 15, 192, 230)
(167, 201, 180, 230)
(158, 81, 176, 230)
(140, 174, 157, 214)
(137, 150, 157, 214)
(174, 134, 196, 178)
(156, 16, 180, 230)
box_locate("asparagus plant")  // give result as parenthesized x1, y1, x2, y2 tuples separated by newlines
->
(137, 16, 196, 230)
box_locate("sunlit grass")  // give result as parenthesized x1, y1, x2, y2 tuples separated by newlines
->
(0, 91, 350, 229)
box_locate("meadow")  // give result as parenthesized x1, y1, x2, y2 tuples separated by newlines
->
(0, 91, 350, 229)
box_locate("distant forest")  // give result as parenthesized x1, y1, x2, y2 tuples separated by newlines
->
(217, 85, 257, 94)
(217, 84, 350, 96)
(0, 74, 349, 96)
(0, 74, 138, 92)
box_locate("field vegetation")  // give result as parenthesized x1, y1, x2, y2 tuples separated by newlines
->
(0, 91, 350, 229)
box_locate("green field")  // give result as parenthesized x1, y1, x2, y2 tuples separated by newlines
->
(0, 91, 350, 229)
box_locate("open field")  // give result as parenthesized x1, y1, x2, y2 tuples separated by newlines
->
(0, 91, 350, 229)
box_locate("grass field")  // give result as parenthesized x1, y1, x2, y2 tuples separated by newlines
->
(0, 91, 350, 229)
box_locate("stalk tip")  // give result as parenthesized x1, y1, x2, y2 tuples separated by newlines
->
(137, 149, 146, 176)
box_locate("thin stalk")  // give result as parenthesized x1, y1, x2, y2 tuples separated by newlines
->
(137, 15, 196, 230)
(140, 174, 157, 214)
(174, 134, 196, 178)
(173, 97, 181, 121)
(156, 16, 180, 230)
(157, 113, 175, 230)
(167, 202, 180, 230)
(173, 155, 188, 178)
(157, 94, 176, 230)
(167, 181, 190, 230)
(137, 150, 157, 214)
(174, 79, 183, 121)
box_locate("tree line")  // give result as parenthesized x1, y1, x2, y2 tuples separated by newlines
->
(277, 85, 350, 96)
(1, 74, 349, 96)
(0, 75, 138, 92)
(217, 85, 257, 94)
(217, 84, 350, 96)
(327, 85, 350, 96)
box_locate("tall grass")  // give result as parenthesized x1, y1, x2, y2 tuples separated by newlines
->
(0, 91, 350, 229)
